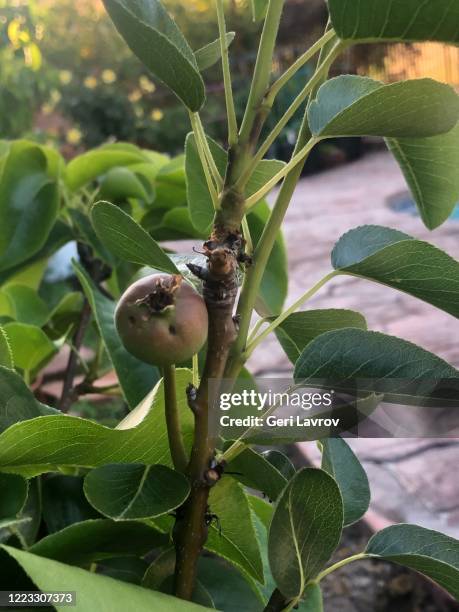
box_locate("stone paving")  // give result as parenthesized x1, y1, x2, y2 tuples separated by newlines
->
(247, 151, 459, 537)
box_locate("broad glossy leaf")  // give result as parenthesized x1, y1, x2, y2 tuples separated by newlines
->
(295, 328, 459, 405)
(309, 76, 459, 138)
(262, 450, 295, 482)
(0, 369, 194, 476)
(226, 447, 288, 501)
(0, 366, 52, 434)
(154, 156, 187, 209)
(91, 201, 179, 273)
(251, 0, 268, 21)
(366, 524, 459, 599)
(332, 225, 459, 318)
(273, 309, 367, 364)
(386, 123, 459, 229)
(0, 473, 27, 519)
(97, 556, 149, 586)
(198, 556, 263, 612)
(44, 292, 84, 340)
(206, 477, 264, 583)
(195, 32, 235, 71)
(84, 463, 189, 520)
(0, 142, 59, 272)
(2, 284, 48, 326)
(69, 208, 115, 267)
(3, 323, 57, 378)
(65, 144, 148, 191)
(103, 0, 205, 111)
(329, 0, 459, 44)
(301, 583, 323, 612)
(42, 475, 99, 534)
(73, 261, 159, 408)
(98, 166, 154, 203)
(0, 221, 73, 288)
(2, 546, 208, 611)
(14, 478, 41, 548)
(0, 327, 13, 369)
(29, 519, 167, 566)
(321, 438, 370, 526)
(268, 468, 343, 599)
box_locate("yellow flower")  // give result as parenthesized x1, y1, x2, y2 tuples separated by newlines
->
(59, 70, 73, 85)
(150, 108, 164, 121)
(50, 89, 61, 104)
(128, 89, 142, 102)
(134, 106, 144, 118)
(84, 76, 98, 89)
(66, 128, 82, 145)
(41, 103, 53, 116)
(139, 75, 156, 93)
(101, 69, 117, 84)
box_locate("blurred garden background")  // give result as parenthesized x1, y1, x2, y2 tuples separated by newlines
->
(3, 0, 459, 163)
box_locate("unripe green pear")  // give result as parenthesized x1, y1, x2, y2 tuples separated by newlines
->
(115, 273, 208, 366)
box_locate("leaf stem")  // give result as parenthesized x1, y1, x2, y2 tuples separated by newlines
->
(316, 553, 368, 582)
(195, 113, 223, 190)
(215, 0, 238, 146)
(244, 138, 319, 208)
(242, 216, 253, 255)
(189, 111, 220, 209)
(239, 0, 285, 145)
(163, 364, 188, 472)
(237, 40, 342, 188)
(266, 29, 336, 105)
(245, 270, 339, 356)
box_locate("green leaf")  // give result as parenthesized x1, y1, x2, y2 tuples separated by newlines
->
(2, 284, 49, 326)
(331, 225, 459, 318)
(42, 475, 99, 534)
(198, 556, 264, 612)
(102, 0, 205, 111)
(98, 167, 154, 203)
(97, 556, 149, 586)
(195, 32, 235, 71)
(14, 478, 41, 548)
(65, 144, 148, 191)
(273, 309, 367, 364)
(2, 545, 208, 611)
(44, 292, 85, 340)
(329, 0, 459, 44)
(0, 327, 13, 369)
(186, 133, 285, 234)
(0, 473, 28, 519)
(300, 583, 323, 612)
(268, 468, 343, 599)
(321, 438, 370, 526)
(0, 142, 59, 272)
(3, 323, 57, 378)
(206, 477, 264, 583)
(366, 524, 459, 600)
(91, 201, 179, 273)
(261, 450, 295, 482)
(226, 447, 288, 501)
(73, 261, 159, 408)
(309, 76, 459, 138)
(69, 208, 115, 267)
(0, 367, 48, 448)
(386, 123, 459, 229)
(295, 328, 459, 405)
(0, 369, 194, 476)
(84, 464, 190, 520)
(251, 0, 268, 21)
(29, 519, 167, 566)
(0, 221, 73, 288)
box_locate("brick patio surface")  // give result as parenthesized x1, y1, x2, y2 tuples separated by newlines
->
(247, 151, 459, 537)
